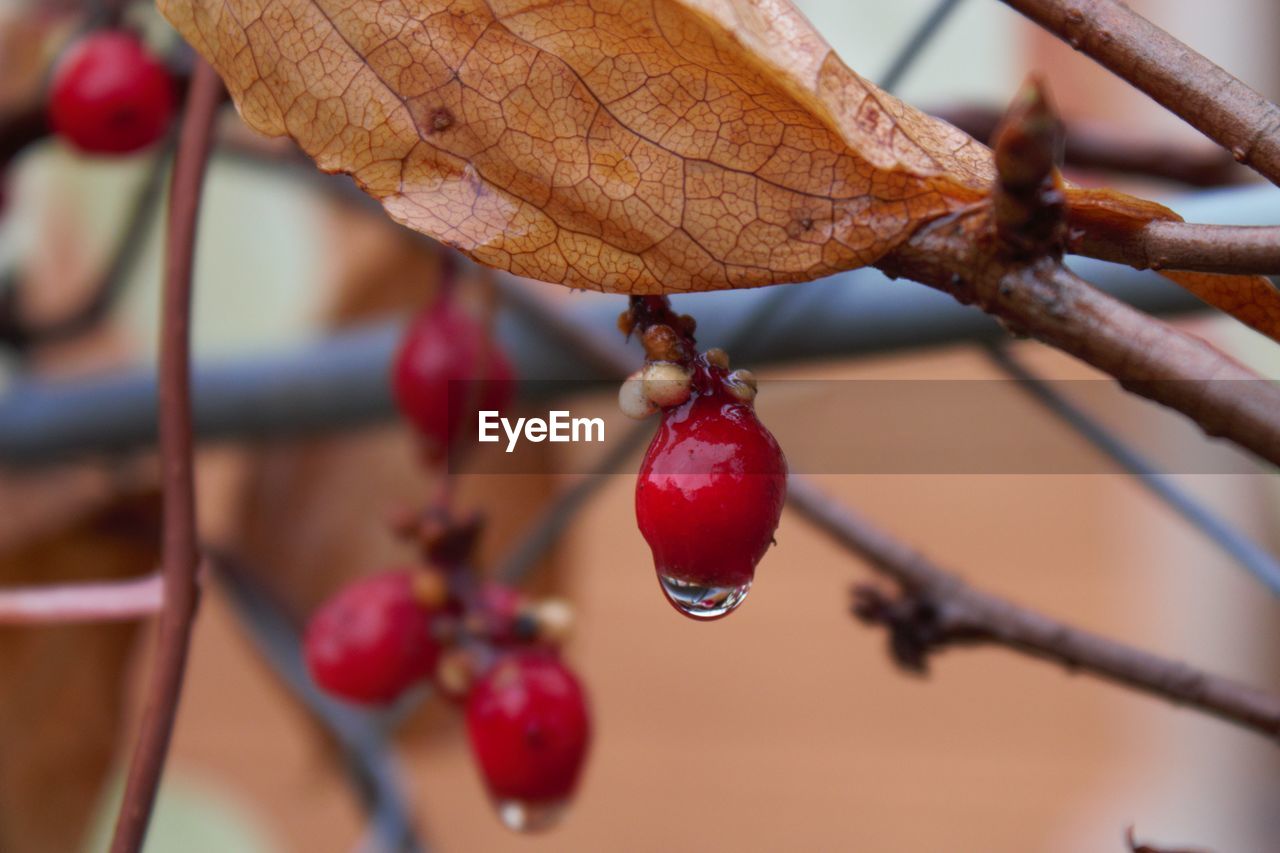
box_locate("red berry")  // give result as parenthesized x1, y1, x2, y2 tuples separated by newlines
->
(392, 301, 515, 460)
(304, 570, 441, 705)
(47, 31, 175, 155)
(465, 651, 590, 832)
(635, 359, 787, 619)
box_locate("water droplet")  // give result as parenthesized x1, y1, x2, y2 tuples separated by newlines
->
(658, 575, 751, 620)
(494, 798, 566, 833)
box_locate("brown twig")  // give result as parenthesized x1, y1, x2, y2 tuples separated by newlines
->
(1072, 219, 1280, 276)
(0, 573, 162, 624)
(786, 476, 1280, 742)
(108, 60, 220, 853)
(999, 0, 1280, 186)
(932, 105, 1247, 188)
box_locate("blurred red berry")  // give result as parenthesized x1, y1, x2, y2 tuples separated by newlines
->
(392, 301, 515, 460)
(47, 31, 175, 155)
(466, 651, 590, 830)
(304, 570, 441, 705)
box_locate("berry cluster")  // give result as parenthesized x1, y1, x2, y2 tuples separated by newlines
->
(303, 511, 590, 833)
(306, 291, 591, 832)
(620, 297, 788, 620)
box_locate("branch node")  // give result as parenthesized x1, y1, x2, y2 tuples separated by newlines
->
(993, 76, 1067, 259)
(851, 584, 946, 675)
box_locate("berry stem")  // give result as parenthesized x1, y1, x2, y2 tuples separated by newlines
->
(108, 59, 221, 853)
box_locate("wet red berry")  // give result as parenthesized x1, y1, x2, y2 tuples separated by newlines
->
(392, 301, 515, 460)
(465, 651, 590, 831)
(635, 359, 787, 619)
(304, 570, 441, 705)
(47, 32, 175, 155)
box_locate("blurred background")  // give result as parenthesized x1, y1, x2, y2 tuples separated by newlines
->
(1, 0, 1278, 850)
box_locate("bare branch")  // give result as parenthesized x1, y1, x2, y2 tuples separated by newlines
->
(787, 476, 1280, 742)
(999, 0, 1280, 186)
(109, 60, 221, 853)
(1073, 219, 1280, 277)
(0, 573, 161, 624)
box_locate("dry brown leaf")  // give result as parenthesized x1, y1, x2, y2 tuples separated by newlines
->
(161, 0, 1277, 341)
(159, 0, 995, 292)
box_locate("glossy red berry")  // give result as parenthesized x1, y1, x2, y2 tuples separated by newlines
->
(635, 359, 787, 619)
(466, 651, 591, 832)
(304, 570, 441, 705)
(392, 301, 515, 460)
(47, 32, 175, 155)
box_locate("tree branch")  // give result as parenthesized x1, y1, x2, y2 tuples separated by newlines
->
(999, 0, 1280, 186)
(786, 476, 1280, 742)
(0, 573, 162, 624)
(882, 78, 1280, 471)
(882, 217, 1280, 468)
(109, 60, 220, 853)
(1072, 219, 1280, 277)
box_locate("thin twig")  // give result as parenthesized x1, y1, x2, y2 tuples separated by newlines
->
(984, 342, 1280, 595)
(0, 573, 162, 624)
(932, 105, 1246, 187)
(999, 0, 1280, 186)
(109, 60, 220, 853)
(878, 0, 967, 92)
(1074, 220, 1280, 277)
(786, 475, 1280, 742)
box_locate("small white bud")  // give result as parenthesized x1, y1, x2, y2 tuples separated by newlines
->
(532, 599, 574, 643)
(725, 368, 757, 402)
(642, 361, 693, 409)
(619, 370, 658, 419)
